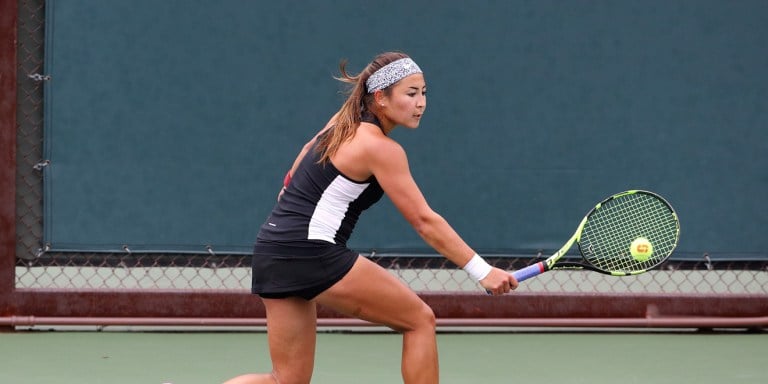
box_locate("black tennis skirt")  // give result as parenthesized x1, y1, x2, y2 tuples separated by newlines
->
(251, 240, 359, 300)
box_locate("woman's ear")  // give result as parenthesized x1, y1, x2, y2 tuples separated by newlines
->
(373, 90, 386, 107)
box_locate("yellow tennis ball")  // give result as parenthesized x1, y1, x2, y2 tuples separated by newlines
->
(630, 237, 653, 261)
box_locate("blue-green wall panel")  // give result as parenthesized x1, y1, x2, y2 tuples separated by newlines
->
(43, 0, 767, 259)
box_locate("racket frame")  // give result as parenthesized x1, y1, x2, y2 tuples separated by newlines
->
(511, 190, 679, 283)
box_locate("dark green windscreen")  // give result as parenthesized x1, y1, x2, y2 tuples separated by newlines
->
(43, 0, 767, 259)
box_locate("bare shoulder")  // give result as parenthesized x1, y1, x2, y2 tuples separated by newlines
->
(357, 125, 408, 168)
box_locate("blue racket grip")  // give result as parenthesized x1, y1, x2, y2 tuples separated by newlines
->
(485, 262, 546, 295)
(512, 262, 545, 283)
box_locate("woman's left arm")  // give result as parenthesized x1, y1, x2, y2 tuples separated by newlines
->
(368, 137, 517, 293)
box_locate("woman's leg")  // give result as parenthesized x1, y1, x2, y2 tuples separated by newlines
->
(316, 256, 438, 384)
(223, 296, 318, 384)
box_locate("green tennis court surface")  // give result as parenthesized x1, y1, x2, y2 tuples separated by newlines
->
(1, 331, 765, 383)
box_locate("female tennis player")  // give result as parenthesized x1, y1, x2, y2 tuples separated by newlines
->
(223, 52, 518, 384)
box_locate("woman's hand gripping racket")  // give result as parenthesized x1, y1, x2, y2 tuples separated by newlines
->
(513, 190, 680, 283)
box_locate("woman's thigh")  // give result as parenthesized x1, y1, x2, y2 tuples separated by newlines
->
(315, 256, 434, 332)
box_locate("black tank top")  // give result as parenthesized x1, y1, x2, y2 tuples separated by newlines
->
(257, 115, 385, 246)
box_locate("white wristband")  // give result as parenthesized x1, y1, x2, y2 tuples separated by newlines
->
(462, 253, 492, 282)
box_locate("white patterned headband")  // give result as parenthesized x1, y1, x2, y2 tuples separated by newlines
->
(365, 57, 423, 93)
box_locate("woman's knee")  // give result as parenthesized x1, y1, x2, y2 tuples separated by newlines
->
(402, 301, 436, 333)
(420, 303, 437, 329)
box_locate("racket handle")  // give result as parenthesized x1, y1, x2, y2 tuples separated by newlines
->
(512, 262, 545, 283)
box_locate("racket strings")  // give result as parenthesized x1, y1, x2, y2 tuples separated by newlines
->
(579, 192, 679, 273)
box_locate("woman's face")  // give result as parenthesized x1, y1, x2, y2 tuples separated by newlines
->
(380, 73, 427, 130)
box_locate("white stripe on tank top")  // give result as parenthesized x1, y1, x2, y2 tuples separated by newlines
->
(307, 175, 369, 243)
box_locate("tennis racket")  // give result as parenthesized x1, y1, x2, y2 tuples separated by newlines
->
(512, 190, 680, 283)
